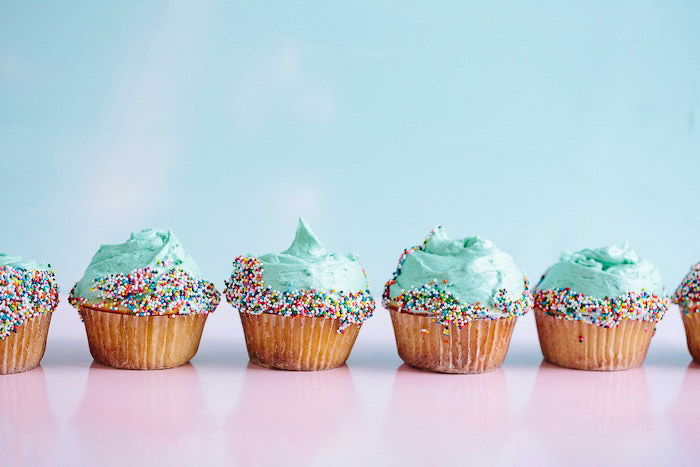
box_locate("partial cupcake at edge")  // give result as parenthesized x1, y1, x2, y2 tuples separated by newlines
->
(224, 218, 375, 371)
(383, 226, 532, 374)
(672, 262, 700, 362)
(534, 243, 669, 371)
(0, 254, 59, 375)
(68, 229, 220, 370)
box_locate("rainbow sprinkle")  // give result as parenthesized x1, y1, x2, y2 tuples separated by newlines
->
(534, 288, 668, 327)
(224, 256, 375, 333)
(673, 263, 700, 310)
(68, 261, 220, 316)
(382, 227, 440, 303)
(383, 228, 532, 328)
(0, 266, 59, 340)
(385, 279, 532, 328)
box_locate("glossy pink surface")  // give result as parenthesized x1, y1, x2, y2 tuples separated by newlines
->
(2, 303, 700, 466)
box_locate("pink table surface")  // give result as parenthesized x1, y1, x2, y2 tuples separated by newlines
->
(2, 303, 699, 467)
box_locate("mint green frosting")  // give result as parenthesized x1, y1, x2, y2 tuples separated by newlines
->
(73, 229, 203, 301)
(537, 243, 663, 298)
(388, 227, 526, 306)
(258, 218, 369, 293)
(0, 253, 51, 271)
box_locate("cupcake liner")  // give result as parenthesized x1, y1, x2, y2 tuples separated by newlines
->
(388, 305, 516, 374)
(79, 305, 207, 370)
(681, 306, 700, 362)
(0, 311, 52, 375)
(534, 307, 654, 371)
(239, 312, 361, 371)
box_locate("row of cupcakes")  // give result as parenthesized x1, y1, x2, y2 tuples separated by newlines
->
(1, 219, 699, 375)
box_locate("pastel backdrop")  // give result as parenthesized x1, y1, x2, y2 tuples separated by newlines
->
(1, 1, 699, 351)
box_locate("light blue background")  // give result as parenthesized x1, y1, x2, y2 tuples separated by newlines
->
(2, 1, 699, 296)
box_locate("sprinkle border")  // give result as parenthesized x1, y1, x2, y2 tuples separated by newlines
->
(68, 262, 220, 317)
(673, 263, 700, 310)
(1, 266, 59, 340)
(224, 256, 375, 333)
(534, 288, 669, 328)
(382, 227, 532, 333)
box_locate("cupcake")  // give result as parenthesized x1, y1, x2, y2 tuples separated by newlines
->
(383, 227, 532, 374)
(0, 254, 59, 374)
(225, 219, 375, 371)
(69, 229, 220, 370)
(534, 244, 668, 371)
(672, 263, 700, 362)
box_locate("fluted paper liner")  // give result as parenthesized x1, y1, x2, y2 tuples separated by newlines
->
(534, 307, 654, 371)
(681, 306, 700, 363)
(239, 313, 361, 371)
(0, 311, 52, 375)
(388, 305, 516, 374)
(79, 305, 207, 370)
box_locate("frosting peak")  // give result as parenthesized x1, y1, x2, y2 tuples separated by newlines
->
(536, 243, 663, 299)
(257, 218, 368, 293)
(224, 218, 375, 331)
(281, 218, 328, 258)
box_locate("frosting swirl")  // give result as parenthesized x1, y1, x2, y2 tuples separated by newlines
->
(535, 244, 668, 326)
(536, 244, 663, 299)
(257, 219, 369, 293)
(386, 226, 527, 307)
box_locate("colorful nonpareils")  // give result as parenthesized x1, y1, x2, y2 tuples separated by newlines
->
(385, 280, 532, 329)
(383, 226, 531, 329)
(225, 256, 375, 333)
(534, 288, 668, 328)
(68, 260, 220, 316)
(673, 263, 700, 309)
(0, 266, 59, 340)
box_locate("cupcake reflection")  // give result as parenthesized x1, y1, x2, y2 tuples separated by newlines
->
(73, 363, 211, 464)
(0, 367, 56, 465)
(385, 365, 510, 465)
(526, 362, 656, 465)
(226, 363, 360, 466)
(669, 363, 700, 453)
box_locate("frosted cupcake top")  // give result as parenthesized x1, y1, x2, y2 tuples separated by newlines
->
(69, 229, 219, 315)
(383, 227, 532, 329)
(0, 253, 59, 340)
(257, 218, 369, 293)
(386, 226, 526, 305)
(224, 219, 375, 332)
(673, 263, 700, 308)
(537, 244, 664, 298)
(535, 244, 668, 326)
